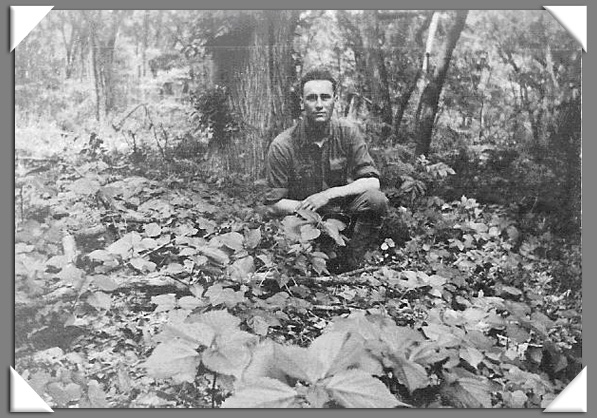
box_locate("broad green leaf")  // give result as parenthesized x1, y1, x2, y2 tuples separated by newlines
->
(503, 390, 528, 408)
(499, 285, 523, 298)
(459, 347, 485, 369)
(139, 237, 158, 250)
(239, 341, 288, 386)
(325, 369, 406, 408)
(162, 322, 215, 347)
(530, 311, 554, 336)
(173, 223, 198, 237)
(69, 177, 100, 196)
(205, 284, 246, 307)
(46, 382, 82, 405)
(144, 223, 162, 237)
(337, 287, 356, 301)
(87, 249, 117, 263)
(422, 323, 464, 348)
(190, 309, 240, 335)
(428, 274, 447, 288)
(506, 322, 530, 343)
(218, 232, 245, 252)
(311, 255, 327, 275)
(56, 264, 84, 287)
(381, 324, 425, 353)
(441, 375, 493, 408)
(189, 284, 204, 298)
(247, 315, 270, 336)
(274, 344, 321, 383)
(26, 370, 51, 396)
(151, 294, 176, 312)
(408, 342, 450, 366)
(178, 247, 197, 257)
(202, 330, 257, 377)
(462, 307, 488, 325)
(308, 331, 367, 380)
(198, 246, 229, 265)
(300, 224, 321, 241)
(228, 256, 255, 282)
(129, 257, 156, 273)
(322, 219, 346, 245)
(86, 291, 112, 311)
(463, 330, 495, 351)
(282, 216, 310, 241)
(143, 340, 200, 383)
(306, 384, 331, 408)
(389, 354, 430, 392)
(164, 262, 185, 275)
(196, 217, 217, 234)
(244, 228, 262, 249)
(86, 380, 109, 408)
(178, 295, 205, 310)
(325, 314, 383, 341)
(221, 377, 299, 408)
(45, 255, 69, 270)
(107, 232, 143, 259)
(323, 217, 347, 231)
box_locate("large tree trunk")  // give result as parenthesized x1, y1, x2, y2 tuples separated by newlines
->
(209, 11, 300, 179)
(414, 10, 468, 156)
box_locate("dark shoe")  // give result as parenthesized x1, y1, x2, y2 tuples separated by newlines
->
(332, 217, 382, 273)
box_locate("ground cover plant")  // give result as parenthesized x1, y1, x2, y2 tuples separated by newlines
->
(14, 135, 581, 408)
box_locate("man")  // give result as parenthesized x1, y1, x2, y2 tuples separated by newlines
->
(264, 68, 388, 271)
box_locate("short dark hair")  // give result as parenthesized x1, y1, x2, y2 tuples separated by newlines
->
(300, 68, 337, 95)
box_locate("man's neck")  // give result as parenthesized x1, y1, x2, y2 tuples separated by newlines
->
(304, 119, 330, 142)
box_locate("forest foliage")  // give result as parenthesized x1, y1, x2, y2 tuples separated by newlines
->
(15, 9, 582, 408)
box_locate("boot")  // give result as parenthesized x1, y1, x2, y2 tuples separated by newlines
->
(335, 216, 382, 273)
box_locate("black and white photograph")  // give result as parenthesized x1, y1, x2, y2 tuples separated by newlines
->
(13, 9, 583, 409)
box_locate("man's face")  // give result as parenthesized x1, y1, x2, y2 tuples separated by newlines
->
(302, 80, 335, 127)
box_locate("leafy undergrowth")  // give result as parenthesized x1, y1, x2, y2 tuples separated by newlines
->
(15, 147, 581, 408)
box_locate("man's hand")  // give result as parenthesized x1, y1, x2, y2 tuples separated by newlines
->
(296, 190, 332, 212)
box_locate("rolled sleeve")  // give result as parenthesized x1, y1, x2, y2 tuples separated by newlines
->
(265, 141, 291, 205)
(348, 126, 380, 180)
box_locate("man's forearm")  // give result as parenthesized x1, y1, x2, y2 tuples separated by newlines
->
(267, 177, 381, 216)
(325, 177, 380, 200)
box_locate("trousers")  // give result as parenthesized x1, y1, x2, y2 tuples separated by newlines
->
(321, 189, 389, 228)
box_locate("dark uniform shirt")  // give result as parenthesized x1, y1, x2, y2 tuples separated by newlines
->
(265, 117, 380, 205)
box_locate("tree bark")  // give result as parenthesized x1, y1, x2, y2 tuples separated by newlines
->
(359, 11, 393, 137)
(83, 10, 128, 121)
(414, 11, 468, 156)
(208, 11, 300, 179)
(391, 11, 432, 139)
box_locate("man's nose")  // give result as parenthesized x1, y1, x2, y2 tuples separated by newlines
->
(315, 97, 323, 108)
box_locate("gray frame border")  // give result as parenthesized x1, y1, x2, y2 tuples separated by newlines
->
(2, 0, 591, 417)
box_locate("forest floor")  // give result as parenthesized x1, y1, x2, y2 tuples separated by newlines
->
(14, 133, 582, 409)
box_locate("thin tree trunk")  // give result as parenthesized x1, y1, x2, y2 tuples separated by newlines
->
(414, 11, 468, 156)
(393, 69, 420, 141)
(83, 10, 127, 122)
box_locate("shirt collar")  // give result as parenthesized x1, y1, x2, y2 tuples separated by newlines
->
(294, 117, 335, 148)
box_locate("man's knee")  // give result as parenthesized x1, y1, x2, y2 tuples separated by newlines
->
(350, 189, 389, 217)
